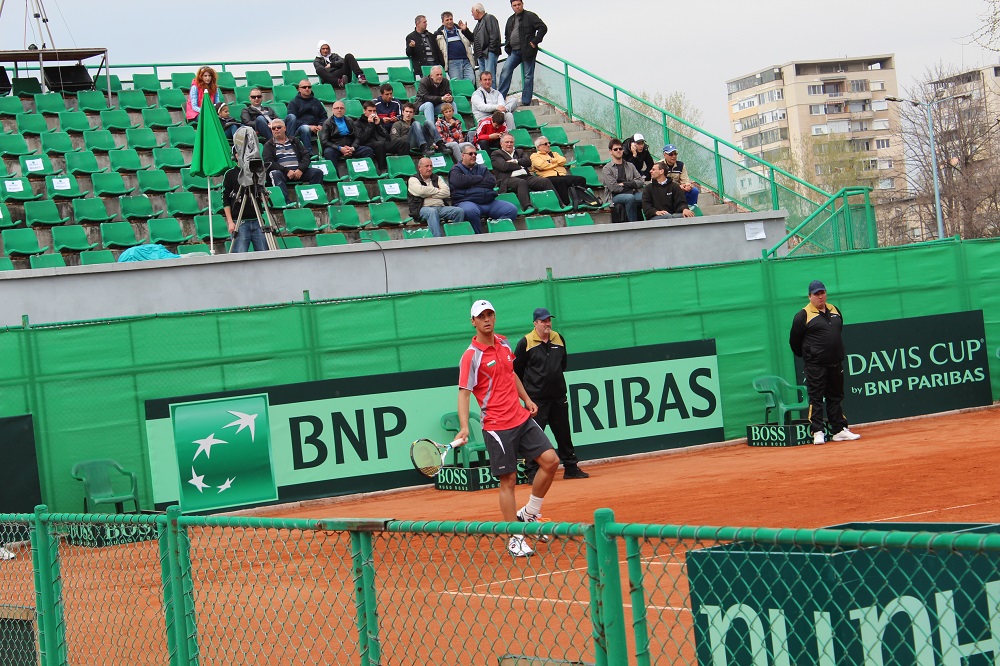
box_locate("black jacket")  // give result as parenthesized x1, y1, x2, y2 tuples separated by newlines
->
(642, 178, 688, 219)
(355, 115, 392, 146)
(462, 12, 502, 59)
(414, 76, 452, 108)
(491, 147, 532, 189)
(241, 105, 279, 127)
(286, 94, 327, 127)
(503, 9, 547, 60)
(320, 115, 360, 149)
(262, 136, 311, 174)
(405, 30, 444, 75)
(622, 137, 655, 180)
(513, 329, 567, 401)
(789, 303, 845, 366)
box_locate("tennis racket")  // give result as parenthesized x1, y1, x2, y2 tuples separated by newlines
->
(410, 438, 462, 477)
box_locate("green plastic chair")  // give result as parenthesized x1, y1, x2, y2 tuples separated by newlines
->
(281, 69, 310, 86)
(152, 147, 190, 170)
(690, 203, 704, 217)
(386, 155, 417, 179)
(509, 128, 534, 150)
(131, 73, 163, 92)
(312, 83, 337, 104)
(83, 129, 121, 153)
(165, 191, 207, 217)
(276, 235, 304, 249)
(475, 150, 493, 170)
(529, 190, 572, 214)
(282, 208, 328, 234)
(294, 183, 330, 208)
(180, 168, 211, 191)
(266, 186, 294, 210)
(368, 202, 411, 227)
(108, 148, 149, 173)
(0, 96, 25, 116)
(312, 160, 342, 184)
(91, 172, 136, 197)
(443, 221, 475, 237)
(76, 90, 112, 113)
(157, 88, 187, 111)
(496, 193, 531, 217)
(512, 109, 547, 130)
(752, 375, 809, 425)
(193, 214, 228, 242)
(119, 195, 162, 221)
(359, 228, 392, 242)
(271, 85, 297, 105)
(2, 228, 48, 255)
(167, 124, 196, 148)
(115, 90, 151, 111)
(453, 96, 472, 116)
(440, 412, 488, 467)
(525, 215, 556, 230)
(404, 227, 434, 239)
(565, 212, 596, 227)
(94, 74, 123, 94)
(570, 166, 602, 189)
(541, 126, 579, 147)
(386, 67, 415, 84)
(487, 218, 517, 233)
(46, 175, 90, 200)
(0, 177, 43, 202)
(16, 112, 54, 136)
(0, 257, 15, 270)
(336, 180, 373, 205)
(450, 79, 475, 97)
(430, 154, 453, 175)
(24, 200, 70, 227)
(41, 131, 81, 156)
(571, 144, 604, 167)
(177, 243, 210, 255)
(0, 134, 36, 158)
(343, 99, 365, 117)
(0, 203, 17, 229)
(245, 70, 275, 90)
(100, 221, 145, 248)
(70, 459, 140, 513)
(52, 225, 98, 251)
(377, 178, 407, 203)
(327, 204, 363, 230)
(80, 249, 116, 264)
(216, 71, 238, 92)
(142, 107, 181, 129)
(344, 82, 371, 101)
(148, 217, 194, 244)
(136, 169, 179, 194)
(11, 77, 42, 98)
(29, 253, 67, 269)
(19, 154, 61, 177)
(65, 150, 108, 176)
(316, 232, 349, 246)
(346, 157, 384, 181)
(57, 111, 96, 134)
(100, 109, 140, 132)
(72, 198, 116, 224)
(171, 72, 195, 91)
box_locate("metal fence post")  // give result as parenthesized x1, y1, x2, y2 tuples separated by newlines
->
(593, 509, 628, 666)
(624, 537, 651, 666)
(167, 507, 200, 665)
(31, 505, 67, 666)
(584, 524, 608, 666)
(563, 61, 573, 119)
(351, 530, 381, 666)
(612, 88, 622, 139)
(714, 139, 725, 203)
(157, 516, 180, 665)
(769, 167, 779, 211)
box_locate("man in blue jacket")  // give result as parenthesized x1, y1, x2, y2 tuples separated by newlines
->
(286, 80, 328, 154)
(449, 145, 518, 233)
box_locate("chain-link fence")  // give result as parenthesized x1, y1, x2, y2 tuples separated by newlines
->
(5, 507, 1000, 665)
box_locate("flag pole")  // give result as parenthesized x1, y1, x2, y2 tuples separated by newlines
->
(207, 180, 214, 255)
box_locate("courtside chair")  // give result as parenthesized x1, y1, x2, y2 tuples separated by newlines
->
(386, 67, 415, 84)
(65, 150, 108, 176)
(2, 228, 48, 255)
(540, 126, 579, 148)
(142, 108, 181, 130)
(91, 172, 136, 198)
(131, 73, 162, 93)
(171, 72, 195, 91)
(41, 131, 80, 156)
(440, 412, 488, 467)
(100, 109, 140, 132)
(16, 113, 53, 136)
(525, 215, 557, 230)
(245, 70, 275, 90)
(94, 74, 123, 94)
(148, 217, 193, 244)
(70, 459, 140, 513)
(24, 200, 70, 227)
(19, 154, 61, 178)
(193, 214, 228, 242)
(157, 88, 187, 111)
(282, 208, 328, 234)
(752, 375, 809, 425)
(386, 155, 417, 179)
(377, 178, 407, 203)
(119, 195, 162, 222)
(76, 90, 112, 114)
(336, 180, 373, 205)
(72, 198, 116, 224)
(100, 221, 145, 249)
(496, 193, 532, 217)
(29, 252, 67, 269)
(572, 144, 604, 167)
(167, 124, 196, 148)
(108, 148, 149, 173)
(327, 204, 363, 230)
(136, 169, 179, 195)
(33, 92, 68, 116)
(115, 90, 152, 112)
(0, 96, 25, 117)
(0, 134, 36, 158)
(367, 202, 412, 227)
(80, 249, 116, 264)
(512, 109, 546, 130)
(294, 183, 330, 208)
(165, 191, 207, 217)
(281, 69, 310, 86)
(315, 232, 348, 246)
(152, 147, 190, 170)
(530, 190, 572, 214)
(0, 177, 42, 202)
(83, 129, 120, 153)
(487, 218, 517, 233)
(52, 225, 98, 252)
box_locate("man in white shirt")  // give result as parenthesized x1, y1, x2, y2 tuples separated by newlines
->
(471, 71, 518, 128)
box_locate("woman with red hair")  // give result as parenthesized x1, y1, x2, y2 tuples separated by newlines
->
(185, 66, 222, 122)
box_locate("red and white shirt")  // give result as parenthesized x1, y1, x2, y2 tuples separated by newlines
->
(458, 334, 530, 431)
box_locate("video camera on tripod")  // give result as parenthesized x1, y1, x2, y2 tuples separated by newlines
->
(230, 127, 279, 251)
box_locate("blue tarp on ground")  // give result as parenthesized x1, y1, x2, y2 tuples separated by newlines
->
(117, 244, 181, 262)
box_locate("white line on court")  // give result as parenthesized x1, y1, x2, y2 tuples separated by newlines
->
(872, 502, 992, 522)
(439, 589, 690, 612)
(460, 565, 591, 592)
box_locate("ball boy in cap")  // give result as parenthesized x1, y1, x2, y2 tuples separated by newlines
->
(514, 307, 589, 481)
(457, 300, 560, 557)
(788, 280, 861, 445)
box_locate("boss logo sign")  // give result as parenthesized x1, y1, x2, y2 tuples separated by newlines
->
(746, 424, 819, 447)
(65, 522, 158, 548)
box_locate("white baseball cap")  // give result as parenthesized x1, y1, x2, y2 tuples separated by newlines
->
(633, 133, 645, 142)
(471, 299, 495, 317)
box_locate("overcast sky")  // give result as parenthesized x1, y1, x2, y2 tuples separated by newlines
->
(1, 0, 995, 138)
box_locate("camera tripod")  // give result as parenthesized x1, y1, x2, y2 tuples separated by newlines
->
(230, 174, 280, 252)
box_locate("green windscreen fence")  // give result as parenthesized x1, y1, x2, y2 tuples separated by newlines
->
(1, 240, 999, 511)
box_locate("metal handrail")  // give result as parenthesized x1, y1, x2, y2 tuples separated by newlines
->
(763, 186, 874, 258)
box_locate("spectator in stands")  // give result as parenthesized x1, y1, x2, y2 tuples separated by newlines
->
(642, 161, 695, 220)
(436, 12, 476, 82)
(497, 0, 547, 107)
(215, 103, 240, 141)
(262, 120, 324, 204)
(449, 145, 519, 233)
(286, 80, 327, 154)
(622, 133, 655, 181)
(492, 132, 553, 211)
(223, 155, 266, 253)
(373, 84, 405, 129)
(240, 88, 282, 141)
(415, 66, 453, 130)
(390, 102, 438, 157)
(461, 3, 502, 79)
(435, 102, 474, 162)
(320, 100, 376, 170)
(356, 100, 409, 170)
(471, 70, 517, 127)
(476, 110, 507, 153)
(600, 138, 645, 222)
(408, 157, 466, 237)
(406, 15, 445, 77)
(661, 144, 700, 207)
(530, 135, 586, 207)
(313, 39, 367, 88)
(186, 66, 222, 123)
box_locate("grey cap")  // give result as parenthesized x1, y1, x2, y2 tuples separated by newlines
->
(533, 307, 554, 321)
(808, 280, 827, 295)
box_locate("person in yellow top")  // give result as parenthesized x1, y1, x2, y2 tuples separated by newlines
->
(529, 136, 586, 207)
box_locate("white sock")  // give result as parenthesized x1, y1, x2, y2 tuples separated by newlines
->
(525, 494, 544, 516)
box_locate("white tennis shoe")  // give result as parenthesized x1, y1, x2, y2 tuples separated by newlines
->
(0, 546, 15, 561)
(813, 431, 825, 445)
(517, 506, 550, 543)
(832, 428, 861, 441)
(507, 535, 534, 558)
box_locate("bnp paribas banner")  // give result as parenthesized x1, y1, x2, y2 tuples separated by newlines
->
(144, 340, 723, 512)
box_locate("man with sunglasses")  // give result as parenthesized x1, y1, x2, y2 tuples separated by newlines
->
(600, 138, 645, 222)
(240, 88, 283, 141)
(286, 80, 328, 154)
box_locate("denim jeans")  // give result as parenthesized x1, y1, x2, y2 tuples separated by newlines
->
(685, 186, 700, 207)
(477, 53, 498, 80)
(497, 50, 536, 105)
(285, 113, 317, 153)
(268, 167, 324, 202)
(419, 205, 465, 237)
(455, 199, 519, 233)
(447, 59, 475, 82)
(406, 121, 434, 150)
(322, 145, 375, 169)
(612, 192, 644, 222)
(230, 218, 267, 252)
(417, 102, 445, 141)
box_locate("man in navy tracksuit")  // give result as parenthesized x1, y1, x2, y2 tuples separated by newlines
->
(788, 280, 862, 445)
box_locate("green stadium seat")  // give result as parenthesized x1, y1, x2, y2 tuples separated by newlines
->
(152, 147, 190, 170)
(386, 155, 417, 179)
(281, 69, 310, 86)
(487, 218, 517, 233)
(167, 124, 196, 148)
(11, 77, 42, 98)
(2, 228, 47, 255)
(0, 134, 36, 158)
(282, 208, 328, 234)
(148, 217, 194, 244)
(276, 235, 304, 249)
(72, 198, 116, 224)
(100, 110, 140, 132)
(119, 195, 161, 221)
(265, 186, 294, 210)
(141, 107, 181, 129)
(327, 204, 363, 230)
(33, 92, 68, 116)
(565, 212, 596, 226)
(232, 86, 253, 105)
(269, 102, 288, 118)
(346, 157, 383, 181)
(180, 168, 212, 191)
(511, 109, 546, 130)
(530, 190, 572, 214)
(83, 129, 120, 153)
(421, 67, 436, 77)
(509, 128, 534, 150)
(294, 184, 330, 208)
(336, 180, 372, 205)
(136, 168, 179, 194)
(171, 72, 195, 91)
(361, 67, 379, 84)
(430, 153, 453, 175)
(453, 96, 472, 116)
(404, 227, 434, 239)
(450, 79, 475, 97)
(24, 200, 70, 227)
(271, 84, 297, 104)
(312, 160, 342, 184)
(100, 221, 145, 248)
(131, 73, 162, 92)
(19, 154, 61, 177)
(386, 67, 415, 84)
(216, 71, 238, 92)
(690, 203, 704, 217)
(0, 203, 16, 229)
(94, 74, 123, 93)
(377, 178, 407, 203)
(359, 228, 391, 242)
(344, 82, 371, 101)
(245, 70, 276, 90)
(342, 99, 364, 117)
(570, 166, 602, 189)
(312, 83, 337, 104)
(165, 191, 207, 217)
(475, 150, 493, 170)
(65, 150, 108, 176)
(46, 175, 89, 200)
(76, 90, 112, 114)
(368, 202, 411, 227)
(16, 113, 54, 136)
(52, 225, 98, 252)
(29, 252, 67, 269)
(571, 144, 604, 167)
(41, 131, 81, 156)
(108, 148, 149, 173)
(541, 126, 579, 147)
(0, 257, 15, 270)
(173, 243, 207, 254)
(496, 193, 532, 217)
(525, 215, 557, 230)
(116, 90, 152, 111)
(157, 88, 187, 111)
(91, 172, 136, 197)
(80, 249, 116, 264)
(0, 177, 42, 202)
(444, 221, 475, 236)
(193, 214, 228, 242)
(316, 232, 348, 246)
(0, 96, 25, 116)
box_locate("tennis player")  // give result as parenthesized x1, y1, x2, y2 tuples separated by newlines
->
(456, 299, 560, 557)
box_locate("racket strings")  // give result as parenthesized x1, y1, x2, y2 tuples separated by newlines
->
(411, 441, 445, 476)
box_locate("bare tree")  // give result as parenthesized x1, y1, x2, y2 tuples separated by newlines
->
(970, 0, 1000, 51)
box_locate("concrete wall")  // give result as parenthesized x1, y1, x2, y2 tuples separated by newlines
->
(0, 210, 788, 326)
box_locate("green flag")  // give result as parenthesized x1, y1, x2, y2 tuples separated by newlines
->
(191, 97, 234, 177)
(170, 394, 277, 513)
